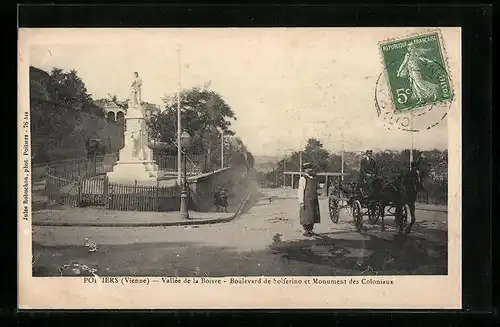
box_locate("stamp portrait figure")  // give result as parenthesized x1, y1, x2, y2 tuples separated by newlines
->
(396, 42, 439, 105)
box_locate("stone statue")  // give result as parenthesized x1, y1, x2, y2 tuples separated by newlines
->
(130, 72, 142, 106)
(106, 71, 165, 182)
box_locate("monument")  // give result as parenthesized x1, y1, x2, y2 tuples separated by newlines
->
(106, 72, 166, 183)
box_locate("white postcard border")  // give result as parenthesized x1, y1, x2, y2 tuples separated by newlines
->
(18, 27, 462, 310)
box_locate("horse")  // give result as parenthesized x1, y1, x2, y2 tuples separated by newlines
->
(372, 166, 427, 234)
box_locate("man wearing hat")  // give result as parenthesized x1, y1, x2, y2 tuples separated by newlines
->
(359, 150, 378, 197)
(297, 162, 321, 237)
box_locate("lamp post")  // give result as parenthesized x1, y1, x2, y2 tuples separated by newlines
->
(180, 131, 191, 219)
(282, 148, 296, 188)
(177, 45, 182, 185)
(220, 129, 224, 169)
(340, 133, 344, 182)
(410, 111, 414, 169)
(283, 154, 287, 188)
(299, 140, 303, 176)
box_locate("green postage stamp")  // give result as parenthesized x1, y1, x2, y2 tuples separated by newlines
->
(379, 31, 454, 113)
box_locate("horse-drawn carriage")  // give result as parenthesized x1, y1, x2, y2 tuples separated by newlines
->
(328, 172, 420, 233)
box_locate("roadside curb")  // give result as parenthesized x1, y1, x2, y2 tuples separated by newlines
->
(32, 190, 255, 228)
(415, 206, 448, 213)
(264, 196, 447, 213)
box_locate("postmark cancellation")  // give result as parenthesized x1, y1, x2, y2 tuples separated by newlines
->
(376, 30, 455, 132)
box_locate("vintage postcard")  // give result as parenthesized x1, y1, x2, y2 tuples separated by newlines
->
(18, 27, 461, 309)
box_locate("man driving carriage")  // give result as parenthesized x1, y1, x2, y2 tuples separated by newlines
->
(358, 149, 379, 198)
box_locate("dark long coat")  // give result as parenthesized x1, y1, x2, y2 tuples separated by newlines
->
(359, 157, 378, 179)
(299, 174, 321, 225)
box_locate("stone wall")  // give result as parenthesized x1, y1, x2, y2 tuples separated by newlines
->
(31, 97, 124, 163)
(187, 166, 252, 212)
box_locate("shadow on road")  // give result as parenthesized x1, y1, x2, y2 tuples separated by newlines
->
(32, 240, 295, 277)
(33, 217, 447, 277)
(269, 222, 447, 276)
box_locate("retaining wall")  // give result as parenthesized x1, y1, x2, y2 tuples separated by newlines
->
(188, 166, 251, 212)
(31, 97, 124, 163)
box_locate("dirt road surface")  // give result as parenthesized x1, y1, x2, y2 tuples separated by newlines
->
(32, 188, 447, 277)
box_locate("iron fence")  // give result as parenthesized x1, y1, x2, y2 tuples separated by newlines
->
(154, 154, 204, 175)
(38, 152, 220, 212)
(108, 180, 180, 212)
(80, 175, 108, 206)
(46, 172, 182, 212)
(43, 154, 118, 181)
(45, 174, 81, 206)
(34, 152, 207, 181)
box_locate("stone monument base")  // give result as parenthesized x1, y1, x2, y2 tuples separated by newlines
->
(107, 159, 166, 183)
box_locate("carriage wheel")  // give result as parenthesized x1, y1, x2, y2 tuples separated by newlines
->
(352, 200, 363, 231)
(329, 199, 340, 224)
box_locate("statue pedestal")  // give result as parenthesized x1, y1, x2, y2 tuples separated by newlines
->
(106, 159, 165, 183)
(107, 102, 166, 183)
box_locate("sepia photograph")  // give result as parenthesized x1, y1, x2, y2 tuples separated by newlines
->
(18, 27, 461, 309)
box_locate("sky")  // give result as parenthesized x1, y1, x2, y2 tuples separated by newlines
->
(24, 28, 460, 156)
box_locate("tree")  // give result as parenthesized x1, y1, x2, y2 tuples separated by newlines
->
(48, 68, 93, 108)
(226, 136, 254, 170)
(419, 149, 447, 181)
(148, 86, 235, 149)
(246, 151, 255, 169)
(30, 66, 108, 161)
(304, 138, 323, 151)
(374, 150, 403, 178)
(146, 85, 252, 171)
(260, 146, 448, 205)
(108, 94, 129, 111)
(327, 153, 343, 172)
(306, 138, 331, 172)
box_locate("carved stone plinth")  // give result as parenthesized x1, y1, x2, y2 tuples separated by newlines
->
(107, 90, 165, 183)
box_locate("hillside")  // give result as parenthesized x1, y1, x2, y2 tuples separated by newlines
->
(253, 162, 277, 173)
(252, 155, 282, 173)
(30, 66, 124, 163)
(253, 155, 282, 165)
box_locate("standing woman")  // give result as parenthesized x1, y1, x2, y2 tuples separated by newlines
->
(297, 162, 321, 237)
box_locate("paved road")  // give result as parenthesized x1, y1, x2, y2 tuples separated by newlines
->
(32, 190, 448, 277)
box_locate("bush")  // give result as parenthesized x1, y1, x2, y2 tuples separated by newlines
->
(421, 178, 448, 205)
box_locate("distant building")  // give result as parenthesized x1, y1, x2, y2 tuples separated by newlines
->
(93, 99, 126, 124)
(93, 99, 160, 124)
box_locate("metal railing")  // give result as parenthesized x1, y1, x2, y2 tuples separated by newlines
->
(33, 151, 207, 181)
(46, 154, 118, 181)
(154, 154, 204, 175)
(45, 174, 81, 207)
